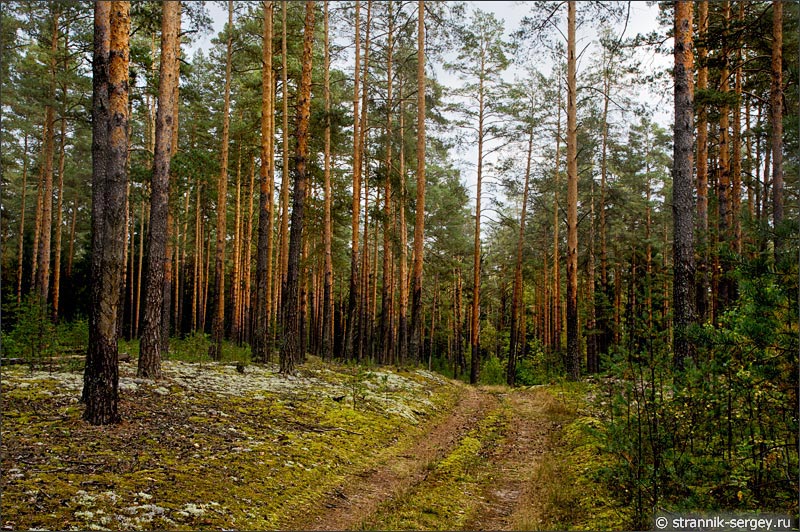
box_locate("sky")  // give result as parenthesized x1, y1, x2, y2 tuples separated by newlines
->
(189, 1, 674, 221)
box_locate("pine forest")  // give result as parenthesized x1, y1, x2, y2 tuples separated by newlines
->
(1, 1, 797, 530)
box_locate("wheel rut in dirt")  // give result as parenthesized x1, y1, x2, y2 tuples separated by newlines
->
(464, 387, 564, 531)
(287, 385, 498, 531)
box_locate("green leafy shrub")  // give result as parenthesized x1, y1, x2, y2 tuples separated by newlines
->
(478, 355, 505, 385)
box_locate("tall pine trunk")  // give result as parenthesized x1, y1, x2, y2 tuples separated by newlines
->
(280, 1, 315, 374)
(139, 0, 181, 379)
(565, 0, 580, 381)
(83, 0, 129, 425)
(672, 0, 696, 371)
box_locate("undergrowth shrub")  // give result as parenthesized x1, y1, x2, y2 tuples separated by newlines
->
(601, 251, 799, 529)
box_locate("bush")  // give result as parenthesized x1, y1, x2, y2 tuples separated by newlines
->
(1, 295, 58, 370)
(478, 355, 505, 385)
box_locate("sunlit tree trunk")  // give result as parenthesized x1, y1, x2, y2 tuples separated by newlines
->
(83, 0, 129, 425)
(162, 9, 180, 353)
(345, 0, 363, 361)
(565, 0, 580, 381)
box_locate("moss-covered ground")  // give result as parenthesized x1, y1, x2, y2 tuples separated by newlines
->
(1, 356, 459, 530)
(2, 353, 622, 531)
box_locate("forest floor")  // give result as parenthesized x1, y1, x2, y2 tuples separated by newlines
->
(1, 356, 609, 531)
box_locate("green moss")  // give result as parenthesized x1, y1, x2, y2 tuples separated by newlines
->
(1, 359, 461, 530)
(365, 403, 511, 530)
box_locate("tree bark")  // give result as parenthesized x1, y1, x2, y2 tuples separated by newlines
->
(672, 0, 696, 371)
(565, 0, 580, 381)
(254, 0, 275, 362)
(83, 0, 129, 425)
(139, 0, 180, 379)
(380, 0, 394, 365)
(280, 0, 315, 374)
(695, 0, 709, 322)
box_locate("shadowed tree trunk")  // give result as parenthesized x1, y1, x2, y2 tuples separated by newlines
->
(280, 0, 315, 374)
(770, 0, 783, 249)
(672, 0, 696, 371)
(139, 0, 181, 379)
(83, 0, 129, 425)
(16, 133, 29, 304)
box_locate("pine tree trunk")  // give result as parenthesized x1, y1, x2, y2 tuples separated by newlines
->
(83, 0, 129, 425)
(231, 146, 243, 342)
(36, 6, 60, 304)
(134, 200, 145, 337)
(397, 80, 408, 364)
(565, 0, 580, 381)
(409, 0, 426, 363)
(695, 0, 709, 322)
(552, 77, 562, 355)
(672, 0, 696, 371)
(280, 0, 315, 374)
(139, 0, 180, 379)
(162, 10, 180, 353)
(770, 0, 783, 247)
(717, 0, 732, 312)
(52, 20, 70, 320)
(277, 0, 290, 321)
(67, 191, 78, 280)
(254, 0, 275, 362)
(209, 0, 234, 361)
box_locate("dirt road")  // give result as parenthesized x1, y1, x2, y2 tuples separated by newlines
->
(288, 384, 570, 531)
